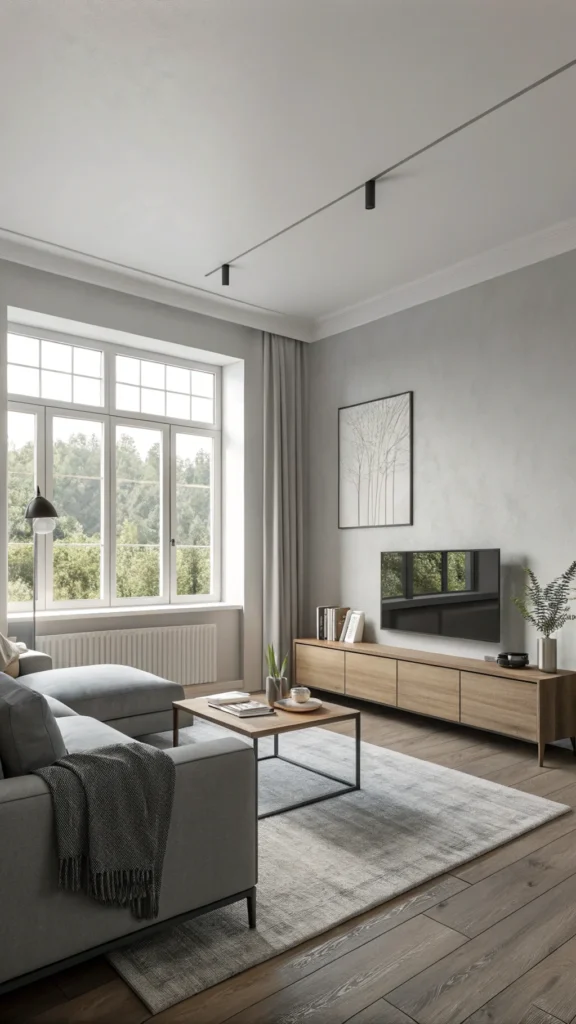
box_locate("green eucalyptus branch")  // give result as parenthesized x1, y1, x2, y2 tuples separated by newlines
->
(512, 561, 576, 637)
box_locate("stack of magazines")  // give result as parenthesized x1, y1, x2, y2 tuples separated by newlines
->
(208, 699, 275, 718)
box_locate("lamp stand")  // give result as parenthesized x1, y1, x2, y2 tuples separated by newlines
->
(32, 526, 37, 653)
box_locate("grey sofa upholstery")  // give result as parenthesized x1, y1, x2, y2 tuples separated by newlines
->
(20, 663, 183, 737)
(0, 657, 257, 991)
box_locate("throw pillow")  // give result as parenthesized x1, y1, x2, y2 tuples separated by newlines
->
(0, 673, 67, 777)
(0, 633, 20, 677)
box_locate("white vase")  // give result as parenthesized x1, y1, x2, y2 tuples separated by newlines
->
(537, 637, 557, 673)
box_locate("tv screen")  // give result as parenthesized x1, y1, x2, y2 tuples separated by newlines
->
(381, 549, 500, 642)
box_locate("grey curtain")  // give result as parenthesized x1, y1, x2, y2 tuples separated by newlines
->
(263, 332, 306, 680)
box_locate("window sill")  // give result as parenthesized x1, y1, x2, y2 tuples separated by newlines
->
(9, 602, 243, 623)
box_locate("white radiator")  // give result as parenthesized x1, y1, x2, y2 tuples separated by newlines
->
(37, 624, 217, 687)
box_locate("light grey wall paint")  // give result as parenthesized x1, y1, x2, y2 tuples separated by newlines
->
(306, 248, 576, 668)
(11, 609, 242, 682)
(0, 259, 262, 684)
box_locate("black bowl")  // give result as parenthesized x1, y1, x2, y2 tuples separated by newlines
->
(497, 652, 529, 669)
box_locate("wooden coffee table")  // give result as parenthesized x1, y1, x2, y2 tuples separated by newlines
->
(172, 693, 361, 819)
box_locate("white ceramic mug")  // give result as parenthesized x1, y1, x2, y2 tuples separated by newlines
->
(291, 686, 311, 704)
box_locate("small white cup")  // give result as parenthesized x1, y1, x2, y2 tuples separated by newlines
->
(291, 686, 311, 704)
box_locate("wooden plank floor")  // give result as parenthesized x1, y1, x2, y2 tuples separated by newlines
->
(4, 703, 576, 1023)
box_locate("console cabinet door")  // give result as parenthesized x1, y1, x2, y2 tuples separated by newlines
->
(461, 671, 537, 740)
(397, 661, 460, 722)
(346, 653, 397, 705)
(295, 644, 345, 693)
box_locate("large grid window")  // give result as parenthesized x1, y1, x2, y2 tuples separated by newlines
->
(6, 328, 220, 611)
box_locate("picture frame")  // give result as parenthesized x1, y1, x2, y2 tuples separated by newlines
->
(338, 390, 413, 529)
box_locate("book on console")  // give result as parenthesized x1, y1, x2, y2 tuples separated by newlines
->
(209, 701, 275, 718)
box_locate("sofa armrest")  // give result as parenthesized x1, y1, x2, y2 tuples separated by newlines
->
(18, 650, 53, 675)
(0, 735, 256, 986)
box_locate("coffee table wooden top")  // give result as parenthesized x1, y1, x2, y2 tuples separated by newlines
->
(173, 692, 360, 738)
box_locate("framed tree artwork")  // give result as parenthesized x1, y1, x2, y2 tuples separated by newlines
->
(338, 391, 413, 528)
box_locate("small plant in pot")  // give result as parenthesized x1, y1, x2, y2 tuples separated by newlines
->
(513, 561, 576, 671)
(265, 645, 289, 706)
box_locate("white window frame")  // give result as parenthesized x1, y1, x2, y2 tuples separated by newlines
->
(170, 424, 221, 605)
(6, 324, 222, 611)
(7, 326, 106, 414)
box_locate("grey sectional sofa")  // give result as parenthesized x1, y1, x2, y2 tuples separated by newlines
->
(0, 654, 257, 992)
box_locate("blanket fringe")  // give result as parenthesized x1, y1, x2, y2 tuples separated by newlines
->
(59, 855, 83, 892)
(59, 860, 158, 918)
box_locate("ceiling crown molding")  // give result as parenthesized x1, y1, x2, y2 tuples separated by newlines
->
(0, 231, 315, 343)
(312, 215, 576, 340)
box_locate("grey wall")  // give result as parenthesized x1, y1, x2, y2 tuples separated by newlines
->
(306, 249, 576, 668)
(0, 259, 263, 685)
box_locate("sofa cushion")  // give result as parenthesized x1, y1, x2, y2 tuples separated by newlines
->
(44, 695, 78, 718)
(22, 664, 184, 724)
(57, 715, 136, 754)
(0, 673, 67, 777)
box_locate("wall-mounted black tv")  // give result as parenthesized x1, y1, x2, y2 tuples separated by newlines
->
(381, 549, 500, 642)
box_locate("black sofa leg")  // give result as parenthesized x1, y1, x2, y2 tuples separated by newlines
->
(247, 888, 257, 929)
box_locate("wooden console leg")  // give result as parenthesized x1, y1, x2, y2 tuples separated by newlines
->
(247, 889, 257, 929)
(538, 739, 545, 767)
(173, 706, 179, 748)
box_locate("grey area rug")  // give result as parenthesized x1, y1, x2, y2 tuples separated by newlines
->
(110, 722, 569, 1014)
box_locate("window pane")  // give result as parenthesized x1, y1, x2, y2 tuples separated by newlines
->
(174, 433, 212, 596)
(42, 340, 72, 372)
(447, 551, 470, 592)
(7, 411, 36, 605)
(73, 375, 102, 406)
(141, 387, 165, 416)
(166, 392, 190, 420)
(53, 546, 101, 602)
(8, 334, 39, 367)
(166, 365, 190, 394)
(141, 360, 164, 389)
(191, 396, 214, 423)
(52, 417, 103, 602)
(116, 383, 140, 412)
(42, 369, 72, 402)
(191, 370, 214, 398)
(413, 552, 442, 595)
(74, 347, 101, 378)
(8, 364, 40, 397)
(115, 425, 162, 599)
(116, 355, 140, 385)
(381, 552, 405, 599)
(176, 548, 210, 597)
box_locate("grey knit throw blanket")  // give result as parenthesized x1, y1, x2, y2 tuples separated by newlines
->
(35, 742, 175, 920)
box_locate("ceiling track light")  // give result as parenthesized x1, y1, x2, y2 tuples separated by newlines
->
(365, 179, 376, 210)
(221, 263, 230, 286)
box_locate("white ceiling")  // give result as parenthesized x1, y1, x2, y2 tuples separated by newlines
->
(1, 1, 576, 341)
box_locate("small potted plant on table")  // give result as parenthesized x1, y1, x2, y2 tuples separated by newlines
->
(265, 645, 289, 706)
(513, 561, 576, 671)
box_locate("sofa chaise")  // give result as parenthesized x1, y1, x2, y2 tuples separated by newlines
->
(0, 654, 257, 993)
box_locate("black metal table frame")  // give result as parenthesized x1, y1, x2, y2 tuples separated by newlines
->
(253, 713, 361, 819)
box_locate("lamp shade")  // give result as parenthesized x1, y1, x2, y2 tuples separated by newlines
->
(25, 487, 58, 521)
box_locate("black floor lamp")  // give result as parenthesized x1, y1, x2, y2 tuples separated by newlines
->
(25, 487, 58, 652)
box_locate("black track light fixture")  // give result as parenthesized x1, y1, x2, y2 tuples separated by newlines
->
(221, 264, 230, 286)
(365, 179, 376, 210)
